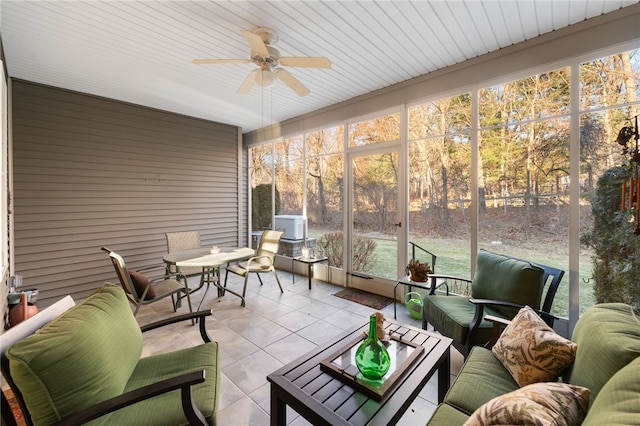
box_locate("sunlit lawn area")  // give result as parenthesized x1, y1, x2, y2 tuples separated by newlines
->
(313, 232, 595, 318)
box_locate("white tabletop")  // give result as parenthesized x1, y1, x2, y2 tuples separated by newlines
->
(163, 247, 254, 267)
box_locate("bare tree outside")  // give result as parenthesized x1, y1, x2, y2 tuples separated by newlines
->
(248, 48, 639, 317)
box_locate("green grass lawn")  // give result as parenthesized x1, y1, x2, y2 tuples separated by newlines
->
(311, 230, 595, 318)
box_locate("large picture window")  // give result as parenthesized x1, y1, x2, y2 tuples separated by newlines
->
(248, 46, 640, 321)
(407, 94, 471, 277)
(349, 113, 400, 147)
(306, 126, 344, 233)
(478, 68, 571, 317)
(579, 49, 640, 314)
(274, 136, 304, 216)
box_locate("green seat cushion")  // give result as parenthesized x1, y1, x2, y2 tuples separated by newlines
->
(92, 342, 220, 426)
(563, 303, 640, 404)
(6, 284, 143, 425)
(423, 295, 508, 348)
(471, 250, 544, 317)
(444, 346, 519, 415)
(582, 356, 640, 426)
(427, 402, 471, 426)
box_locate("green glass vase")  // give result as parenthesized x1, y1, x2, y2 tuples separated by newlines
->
(355, 314, 391, 380)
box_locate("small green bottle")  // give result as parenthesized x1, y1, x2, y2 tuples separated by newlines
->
(355, 314, 391, 380)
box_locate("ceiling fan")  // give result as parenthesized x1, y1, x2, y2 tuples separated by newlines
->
(192, 27, 331, 97)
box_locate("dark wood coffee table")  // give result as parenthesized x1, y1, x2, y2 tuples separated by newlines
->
(267, 319, 453, 426)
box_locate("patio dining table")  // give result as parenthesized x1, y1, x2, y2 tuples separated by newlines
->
(163, 247, 254, 309)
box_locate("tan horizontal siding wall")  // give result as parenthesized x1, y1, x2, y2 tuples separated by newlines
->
(11, 80, 240, 307)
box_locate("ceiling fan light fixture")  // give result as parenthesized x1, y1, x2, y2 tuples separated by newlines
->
(193, 27, 328, 96)
(256, 69, 277, 88)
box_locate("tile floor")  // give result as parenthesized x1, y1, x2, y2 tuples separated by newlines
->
(135, 269, 464, 426)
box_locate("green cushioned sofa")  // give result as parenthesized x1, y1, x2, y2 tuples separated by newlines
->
(2, 283, 220, 426)
(427, 303, 640, 425)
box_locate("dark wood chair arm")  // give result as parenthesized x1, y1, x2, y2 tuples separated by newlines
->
(469, 298, 559, 329)
(466, 299, 520, 349)
(429, 274, 471, 281)
(484, 314, 511, 327)
(467, 299, 561, 350)
(140, 310, 213, 343)
(484, 314, 511, 348)
(482, 310, 560, 349)
(53, 370, 207, 426)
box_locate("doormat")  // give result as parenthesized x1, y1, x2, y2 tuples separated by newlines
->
(333, 288, 393, 310)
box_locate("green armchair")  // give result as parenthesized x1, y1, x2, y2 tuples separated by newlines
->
(1, 283, 219, 426)
(422, 249, 564, 358)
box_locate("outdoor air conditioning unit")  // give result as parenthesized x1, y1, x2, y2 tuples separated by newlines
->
(274, 215, 305, 240)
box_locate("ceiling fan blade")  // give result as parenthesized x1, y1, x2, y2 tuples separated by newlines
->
(276, 69, 310, 96)
(240, 30, 270, 58)
(237, 69, 259, 94)
(280, 57, 332, 69)
(192, 58, 251, 65)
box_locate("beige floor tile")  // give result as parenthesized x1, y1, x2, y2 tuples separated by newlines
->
(222, 341, 262, 369)
(263, 332, 317, 364)
(248, 383, 302, 424)
(217, 395, 270, 426)
(218, 373, 246, 411)
(139, 275, 459, 425)
(267, 291, 315, 310)
(296, 319, 345, 345)
(272, 309, 319, 332)
(398, 395, 438, 425)
(296, 299, 340, 319)
(322, 308, 371, 330)
(247, 295, 296, 319)
(229, 315, 292, 348)
(221, 350, 283, 395)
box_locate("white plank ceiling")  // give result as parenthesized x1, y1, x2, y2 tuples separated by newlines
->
(1, 1, 637, 132)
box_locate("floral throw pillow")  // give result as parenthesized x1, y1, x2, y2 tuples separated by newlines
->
(492, 305, 577, 387)
(463, 382, 590, 426)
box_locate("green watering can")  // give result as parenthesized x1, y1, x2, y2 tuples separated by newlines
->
(404, 292, 423, 320)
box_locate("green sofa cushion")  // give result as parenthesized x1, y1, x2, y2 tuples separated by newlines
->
(563, 303, 640, 404)
(427, 402, 471, 426)
(582, 356, 640, 426)
(422, 295, 507, 347)
(6, 284, 143, 425)
(472, 250, 544, 317)
(443, 346, 519, 416)
(94, 342, 220, 426)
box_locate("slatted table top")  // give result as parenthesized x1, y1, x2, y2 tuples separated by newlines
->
(267, 319, 453, 426)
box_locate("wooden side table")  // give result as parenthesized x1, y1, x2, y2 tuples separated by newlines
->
(291, 256, 329, 289)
